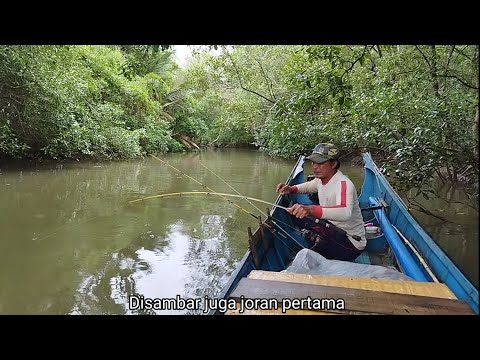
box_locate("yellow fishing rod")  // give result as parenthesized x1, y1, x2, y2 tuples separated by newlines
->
(199, 161, 269, 218)
(149, 154, 261, 220)
(142, 155, 307, 250)
(197, 161, 307, 249)
(128, 190, 357, 240)
(129, 191, 289, 211)
(129, 191, 306, 250)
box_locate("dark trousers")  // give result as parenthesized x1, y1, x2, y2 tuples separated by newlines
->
(292, 217, 363, 262)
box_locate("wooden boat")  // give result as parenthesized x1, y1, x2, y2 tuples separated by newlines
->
(209, 152, 478, 315)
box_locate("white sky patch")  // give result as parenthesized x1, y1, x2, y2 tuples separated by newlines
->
(173, 45, 228, 68)
(173, 45, 192, 68)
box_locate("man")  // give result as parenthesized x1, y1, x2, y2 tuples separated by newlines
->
(276, 143, 366, 261)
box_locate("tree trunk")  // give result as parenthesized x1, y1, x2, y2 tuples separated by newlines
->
(429, 45, 440, 97)
(179, 135, 201, 150)
(475, 108, 479, 135)
(474, 46, 479, 136)
(473, 46, 479, 165)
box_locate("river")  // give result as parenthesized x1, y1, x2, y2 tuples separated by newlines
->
(0, 148, 477, 314)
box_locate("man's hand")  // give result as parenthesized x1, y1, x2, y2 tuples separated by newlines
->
(286, 204, 313, 219)
(276, 183, 292, 194)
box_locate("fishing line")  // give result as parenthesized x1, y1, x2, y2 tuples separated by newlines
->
(129, 191, 307, 250)
(197, 161, 308, 250)
(135, 157, 307, 249)
(35, 215, 101, 241)
(198, 161, 268, 218)
(149, 154, 260, 220)
(34, 205, 130, 242)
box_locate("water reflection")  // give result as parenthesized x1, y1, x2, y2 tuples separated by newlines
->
(399, 181, 479, 287)
(68, 210, 248, 315)
(0, 149, 477, 314)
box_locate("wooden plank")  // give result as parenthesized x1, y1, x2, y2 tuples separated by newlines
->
(225, 307, 337, 315)
(248, 270, 457, 299)
(229, 278, 474, 315)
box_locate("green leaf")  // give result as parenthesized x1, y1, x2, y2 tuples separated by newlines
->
(359, 54, 365, 66)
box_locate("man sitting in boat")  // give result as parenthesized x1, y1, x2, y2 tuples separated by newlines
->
(276, 143, 367, 261)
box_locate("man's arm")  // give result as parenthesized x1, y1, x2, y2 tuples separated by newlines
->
(291, 178, 319, 194)
(287, 180, 354, 220)
(319, 180, 354, 221)
(276, 178, 318, 194)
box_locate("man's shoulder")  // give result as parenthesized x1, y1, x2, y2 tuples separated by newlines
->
(336, 171, 355, 185)
(335, 170, 349, 181)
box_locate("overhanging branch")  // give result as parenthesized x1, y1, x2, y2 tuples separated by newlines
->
(223, 46, 275, 104)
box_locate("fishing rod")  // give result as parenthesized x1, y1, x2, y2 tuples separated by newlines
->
(129, 191, 280, 208)
(145, 155, 361, 244)
(129, 191, 361, 241)
(149, 154, 260, 220)
(129, 190, 305, 250)
(145, 156, 307, 250)
(197, 161, 308, 252)
(199, 161, 268, 218)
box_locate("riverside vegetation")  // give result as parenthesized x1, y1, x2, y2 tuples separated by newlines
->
(1, 45, 478, 209)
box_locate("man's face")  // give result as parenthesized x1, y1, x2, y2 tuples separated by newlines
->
(311, 160, 336, 179)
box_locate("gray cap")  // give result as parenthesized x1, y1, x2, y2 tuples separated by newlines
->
(305, 143, 339, 163)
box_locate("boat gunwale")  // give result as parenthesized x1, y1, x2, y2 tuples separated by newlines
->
(361, 152, 478, 314)
(212, 152, 478, 315)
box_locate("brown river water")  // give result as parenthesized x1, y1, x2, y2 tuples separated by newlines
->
(0, 149, 477, 314)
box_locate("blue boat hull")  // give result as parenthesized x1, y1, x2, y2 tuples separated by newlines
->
(210, 153, 478, 314)
(359, 152, 478, 314)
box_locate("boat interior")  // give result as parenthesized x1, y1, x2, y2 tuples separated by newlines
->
(217, 155, 476, 315)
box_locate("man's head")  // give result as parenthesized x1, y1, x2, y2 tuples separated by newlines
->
(306, 143, 340, 181)
(306, 143, 339, 165)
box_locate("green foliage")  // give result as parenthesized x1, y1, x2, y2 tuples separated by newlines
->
(43, 123, 143, 160)
(0, 45, 184, 160)
(183, 44, 478, 194)
(138, 123, 183, 154)
(184, 46, 294, 146)
(1, 44, 478, 196)
(119, 45, 177, 79)
(0, 121, 29, 157)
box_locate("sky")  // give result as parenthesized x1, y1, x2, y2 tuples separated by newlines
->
(173, 45, 225, 68)
(173, 45, 192, 68)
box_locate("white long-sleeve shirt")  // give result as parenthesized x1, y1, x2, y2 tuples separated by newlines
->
(292, 170, 366, 250)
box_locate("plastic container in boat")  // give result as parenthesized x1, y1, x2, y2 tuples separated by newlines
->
(365, 226, 380, 234)
(363, 221, 386, 253)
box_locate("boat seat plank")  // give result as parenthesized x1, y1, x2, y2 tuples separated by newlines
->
(228, 277, 474, 315)
(225, 307, 338, 315)
(248, 270, 457, 299)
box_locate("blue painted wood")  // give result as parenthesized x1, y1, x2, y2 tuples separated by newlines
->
(369, 196, 429, 281)
(360, 153, 478, 314)
(212, 153, 478, 315)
